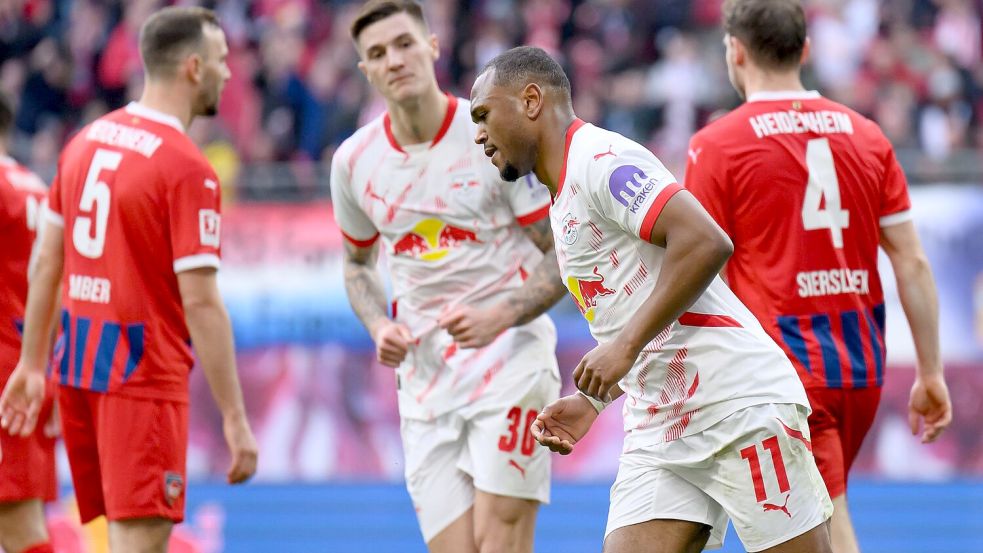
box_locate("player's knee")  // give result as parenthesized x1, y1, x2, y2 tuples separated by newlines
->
(474, 497, 536, 553)
(0, 500, 48, 553)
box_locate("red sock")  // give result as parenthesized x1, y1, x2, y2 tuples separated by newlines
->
(22, 543, 54, 553)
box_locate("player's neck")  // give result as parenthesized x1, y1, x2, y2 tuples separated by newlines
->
(385, 87, 448, 146)
(534, 109, 577, 197)
(741, 69, 806, 100)
(138, 85, 194, 131)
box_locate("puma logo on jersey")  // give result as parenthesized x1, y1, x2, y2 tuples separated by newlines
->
(762, 494, 791, 518)
(593, 145, 616, 161)
(688, 147, 703, 164)
(204, 178, 218, 192)
(508, 459, 527, 478)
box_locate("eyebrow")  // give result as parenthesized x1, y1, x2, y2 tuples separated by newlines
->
(365, 32, 416, 54)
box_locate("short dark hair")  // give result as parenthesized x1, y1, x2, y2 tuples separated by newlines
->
(139, 6, 220, 77)
(0, 93, 12, 137)
(350, 0, 427, 42)
(723, 0, 806, 70)
(481, 46, 571, 97)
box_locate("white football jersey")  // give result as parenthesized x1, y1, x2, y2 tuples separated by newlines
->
(331, 95, 559, 420)
(551, 120, 808, 451)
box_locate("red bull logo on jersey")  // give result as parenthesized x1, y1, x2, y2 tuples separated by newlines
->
(391, 218, 482, 261)
(566, 266, 616, 322)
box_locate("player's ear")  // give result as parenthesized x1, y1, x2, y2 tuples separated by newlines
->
(522, 83, 544, 120)
(800, 37, 811, 66)
(356, 59, 369, 82)
(185, 53, 204, 84)
(429, 33, 440, 61)
(730, 35, 746, 67)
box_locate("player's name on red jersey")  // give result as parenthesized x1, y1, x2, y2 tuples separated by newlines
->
(67, 274, 111, 304)
(86, 119, 164, 158)
(749, 109, 854, 139)
(796, 268, 870, 299)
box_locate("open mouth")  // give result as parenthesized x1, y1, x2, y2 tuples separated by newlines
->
(484, 146, 497, 158)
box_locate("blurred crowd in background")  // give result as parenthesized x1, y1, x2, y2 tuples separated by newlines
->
(2, 0, 983, 194)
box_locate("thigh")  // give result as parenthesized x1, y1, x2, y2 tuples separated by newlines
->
(108, 518, 173, 553)
(466, 371, 559, 504)
(805, 388, 846, 498)
(838, 387, 881, 479)
(58, 386, 106, 524)
(695, 403, 833, 553)
(0, 381, 56, 503)
(604, 519, 711, 553)
(97, 395, 188, 523)
(606, 452, 727, 551)
(400, 416, 474, 544)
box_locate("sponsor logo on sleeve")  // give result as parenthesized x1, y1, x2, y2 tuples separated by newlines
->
(608, 164, 658, 214)
(199, 209, 221, 247)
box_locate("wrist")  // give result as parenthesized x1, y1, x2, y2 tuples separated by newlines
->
(368, 317, 391, 342)
(493, 301, 521, 330)
(578, 391, 610, 413)
(221, 409, 249, 424)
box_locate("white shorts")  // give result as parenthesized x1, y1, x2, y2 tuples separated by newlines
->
(606, 403, 833, 552)
(400, 368, 560, 543)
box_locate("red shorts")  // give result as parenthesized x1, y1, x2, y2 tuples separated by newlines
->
(58, 386, 188, 523)
(0, 380, 57, 503)
(805, 386, 882, 498)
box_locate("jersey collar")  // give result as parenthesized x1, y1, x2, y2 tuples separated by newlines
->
(383, 92, 458, 154)
(554, 118, 586, 202)
(125, 102, 185, 133)
(746, 90, 822, 103)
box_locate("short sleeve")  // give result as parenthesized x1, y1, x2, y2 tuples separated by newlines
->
(168, 159, 222, 273)
(507, 173, 552, 226)
(878, 141, 912, 227)
(683, 133, 732, 236)
(587, 145, 684, 241)
(45, 172, 65, 227)
(330, 147, 379, 247)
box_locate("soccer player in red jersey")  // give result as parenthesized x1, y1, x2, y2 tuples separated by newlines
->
(0, 94, 58, 553)
(0, 7, 258, 552)
(684, 1, 952, 551)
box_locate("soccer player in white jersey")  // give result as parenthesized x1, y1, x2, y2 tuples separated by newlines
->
(470, 46, 835, 553)
(331, 2, 567, 551)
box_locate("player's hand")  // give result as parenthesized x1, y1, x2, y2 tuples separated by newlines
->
(573, 341, 637, 402)
(438, 305, 508, 349)
(0, 364, 46, 438)
(371, 320, 414, 368)
(223, 413, 258, 484)
(530, 394, 599, 455)
(908, 373, 952, 444)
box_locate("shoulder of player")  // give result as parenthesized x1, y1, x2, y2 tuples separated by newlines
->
(333, 113, 387, 169)
(0, 157, 46, 195)
(690, 104, 756, 146)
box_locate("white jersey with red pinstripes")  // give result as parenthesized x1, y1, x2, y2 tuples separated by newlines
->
(551, 120, 808, 451)
(331, 95, 559, 420)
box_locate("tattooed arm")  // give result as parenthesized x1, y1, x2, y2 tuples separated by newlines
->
(343, 240, 413, 367)
(439, 217, 567, 348)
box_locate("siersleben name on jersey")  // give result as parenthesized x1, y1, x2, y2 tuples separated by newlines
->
(796, 268, 870, 298)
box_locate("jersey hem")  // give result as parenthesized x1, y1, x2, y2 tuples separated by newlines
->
(44, 208, 65, 227)
(623, 398, 810, 452)
(638, 183, 684, 240)
(879, 209, 912, 227)
(516, 204, 550, 226)
(341, 230, 380, 248)
(173, 253, 220, 273)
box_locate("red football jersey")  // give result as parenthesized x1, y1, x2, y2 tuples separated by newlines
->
(685, 91, 911, 390)
(0, 156, 47, 380)
(47, 103, 222, 400)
